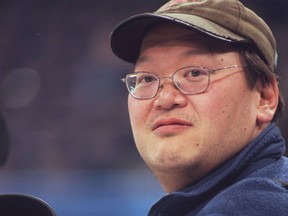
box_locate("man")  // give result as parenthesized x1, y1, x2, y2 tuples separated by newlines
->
(110, 0, 288, 215)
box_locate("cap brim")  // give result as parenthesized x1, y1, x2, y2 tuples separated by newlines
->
(110, 13, 247, 63)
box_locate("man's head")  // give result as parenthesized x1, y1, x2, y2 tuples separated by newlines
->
(110, 0, 281, 192)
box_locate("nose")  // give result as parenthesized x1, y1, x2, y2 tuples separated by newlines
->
(154, 79, 187, 110)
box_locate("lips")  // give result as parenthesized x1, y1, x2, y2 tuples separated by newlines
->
(151, 117, 193, 131)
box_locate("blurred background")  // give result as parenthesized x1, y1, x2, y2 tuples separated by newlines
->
(0, 0, 287, 215)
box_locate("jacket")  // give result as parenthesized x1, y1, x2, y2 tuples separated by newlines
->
(148, 123, 288, 216)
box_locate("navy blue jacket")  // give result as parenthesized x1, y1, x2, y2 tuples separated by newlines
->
(148, 123, 288, 216)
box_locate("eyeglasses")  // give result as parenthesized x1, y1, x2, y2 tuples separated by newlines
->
(121, 65, 247, 100)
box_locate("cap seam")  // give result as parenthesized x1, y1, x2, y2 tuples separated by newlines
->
(235, 0, 241, 32)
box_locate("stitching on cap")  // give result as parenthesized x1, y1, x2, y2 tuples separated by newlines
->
(235, 0, 241, 31)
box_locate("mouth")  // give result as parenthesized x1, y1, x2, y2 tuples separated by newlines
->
(151, 117, 193, 132)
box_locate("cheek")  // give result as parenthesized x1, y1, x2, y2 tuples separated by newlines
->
(197, 94, 227, 119)
(204, 85, 255, 130)
(204, 74, 248, 118)
(199, 87, 239, 126)
(128, 97, 148, 128)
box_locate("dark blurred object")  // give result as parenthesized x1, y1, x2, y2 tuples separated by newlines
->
(0, 109, 9, 166)
(0, 194, 56, 216)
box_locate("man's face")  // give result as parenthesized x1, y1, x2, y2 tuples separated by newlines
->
(128, 24, 261, 190)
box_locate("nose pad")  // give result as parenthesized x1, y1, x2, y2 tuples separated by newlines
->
(158, 77, 179, 92)
(158, 83, 165, 90)
(154, 79, 187, 109)
(157, 78, 175, 95)
(158, 77, 173, 88)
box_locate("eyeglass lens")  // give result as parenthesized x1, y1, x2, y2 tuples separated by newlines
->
(125, 66, 210, 99)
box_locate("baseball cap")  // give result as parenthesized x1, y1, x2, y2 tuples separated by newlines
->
(110, 0, 277, 71)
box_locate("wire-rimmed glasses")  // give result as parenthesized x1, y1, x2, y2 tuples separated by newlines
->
(121, 65, 247, 100)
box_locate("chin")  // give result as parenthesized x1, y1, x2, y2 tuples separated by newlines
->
(148, 155, 200, 174)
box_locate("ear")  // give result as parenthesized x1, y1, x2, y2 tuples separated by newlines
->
(256, 78, 279, 124)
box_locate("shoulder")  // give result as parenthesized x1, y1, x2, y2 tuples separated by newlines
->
(198, 177, 288, 216)
(250, 157, 288, 179)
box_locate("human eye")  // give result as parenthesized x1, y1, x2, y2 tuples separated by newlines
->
(182, 67, 207, 81)
(136, 73, 157, 85)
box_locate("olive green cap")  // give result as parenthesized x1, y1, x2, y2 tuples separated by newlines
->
(110, 0, 277, 71)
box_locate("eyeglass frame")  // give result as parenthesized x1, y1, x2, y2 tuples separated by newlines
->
(121, 65, 248, 100)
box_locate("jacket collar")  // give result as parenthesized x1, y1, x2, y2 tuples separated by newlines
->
(148, 123, 285, 216)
